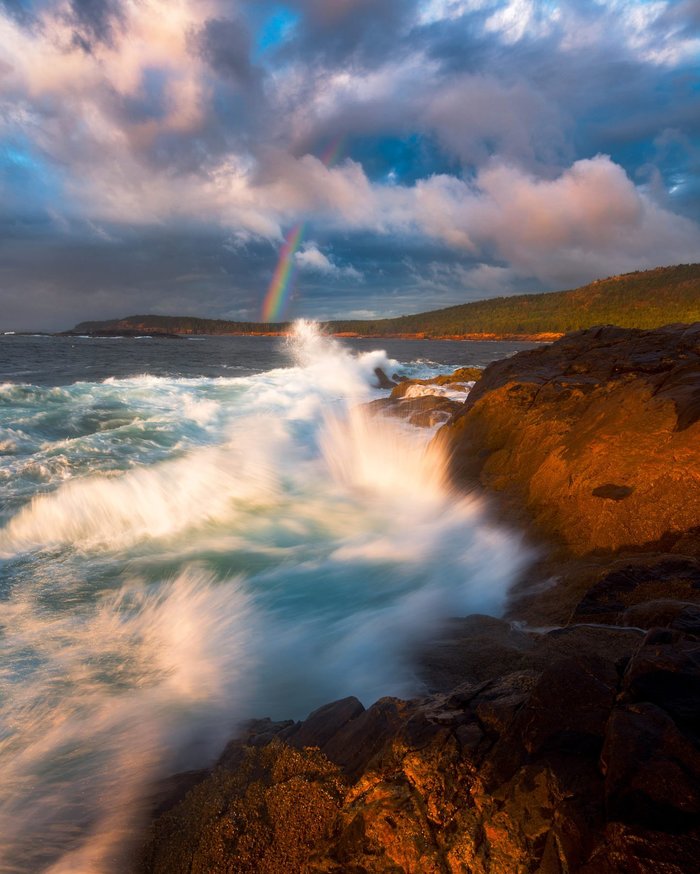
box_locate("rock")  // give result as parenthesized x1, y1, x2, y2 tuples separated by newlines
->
(365, 394, 464, 428)
(571, 557, 700, 625)
(620, 629, 700, 727)
(622, 600, 700, 636)
(137, 325, 700, 873)
(579, 822, 700, 874)
(434, 324, 700, 556)
(138, 614, 700, 874)
(518, 654, 619, 757)
(138, 742, 346, 874)
(601, 702, 700, 828)
(390, 366, 482, 399)
(373, 367, 397, 389)
(282, 696, 365, 751)
(419, 615, 641, 693)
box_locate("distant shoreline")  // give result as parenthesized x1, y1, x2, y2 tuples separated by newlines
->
(49, 329, 560, 342)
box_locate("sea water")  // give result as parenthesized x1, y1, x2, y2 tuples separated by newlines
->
(0, 323, 535, 873)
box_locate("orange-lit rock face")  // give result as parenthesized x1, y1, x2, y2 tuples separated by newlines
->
(138, 612, 700, 873)
(436, 324, 700, 556)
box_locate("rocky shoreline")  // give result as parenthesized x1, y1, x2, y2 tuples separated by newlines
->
(136, 325, 700, 873)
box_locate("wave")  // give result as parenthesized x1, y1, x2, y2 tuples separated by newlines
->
(0, 321, 529, 872)
(0, 567, 254, 874)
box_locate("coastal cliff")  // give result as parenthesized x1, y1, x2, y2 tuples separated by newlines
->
(137, 325, 700, 873)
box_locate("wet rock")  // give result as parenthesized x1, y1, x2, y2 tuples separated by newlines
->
(620, 630, 700, 728)
(419, 615, 641, 693)
(320, 697, 410, 779)
(518, 654, 619, 757)
(373, 367, 397, 389)
(138, 325, 700, 873)
(390, 366, 482, 399)
(282, 696, 365, 751)
(365, 394, 463, 428)
(138, 620, 700, 873)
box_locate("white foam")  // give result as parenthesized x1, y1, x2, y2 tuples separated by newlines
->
(0, 567, 254, 873)
(0, 320, 530, 870)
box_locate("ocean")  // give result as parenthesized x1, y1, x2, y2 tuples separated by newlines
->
(0, 324, 536, 873)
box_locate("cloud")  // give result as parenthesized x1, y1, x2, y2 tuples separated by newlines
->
(401, 155, 700, 285)
(0, 0, 699, 327)
(196, 15, 259, 86)
(295, 243, 364, 280)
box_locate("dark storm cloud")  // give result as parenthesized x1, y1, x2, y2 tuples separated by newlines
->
(0, 223, 275, 330)
(197, 16, 258, 86)
(268, 0, 418, 64)
(68, 0, 124, 48)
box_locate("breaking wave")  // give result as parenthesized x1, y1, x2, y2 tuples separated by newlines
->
(0, 322, 527, 872)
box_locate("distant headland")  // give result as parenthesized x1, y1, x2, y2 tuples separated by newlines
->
(69, 263, 700, 341)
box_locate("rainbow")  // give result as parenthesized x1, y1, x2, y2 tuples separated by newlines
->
(260, 136, 345, 322)
(261, 222, 305, 323)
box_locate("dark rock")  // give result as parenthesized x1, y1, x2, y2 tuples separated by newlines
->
(373, 367, 397, 389)
(580, 822, 700, 873)
(419, 615, 641, 693)
(139, 622, 700, 873)
(284, 696, 365, 751)
(571, 556, 700, 626)
(601, 702, 700, 828)
(517, 654, 618, 757)
(620, 631, 700, 729)
(320, 697, 409, 779)
(622, 599, 700, 636)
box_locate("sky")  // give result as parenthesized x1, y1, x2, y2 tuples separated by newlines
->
(0, 0, 699, 329)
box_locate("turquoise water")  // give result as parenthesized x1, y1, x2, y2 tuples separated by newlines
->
(0, 324, 532, 873)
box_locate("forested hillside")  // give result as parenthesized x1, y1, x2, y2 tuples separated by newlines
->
(327, 264, 700, 336)
(72, 264, 700, 338)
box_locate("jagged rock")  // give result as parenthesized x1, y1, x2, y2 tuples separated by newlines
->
(138, 618, 700, 874)
(601, 702, 700, 827)
(622, 600, 700, 636)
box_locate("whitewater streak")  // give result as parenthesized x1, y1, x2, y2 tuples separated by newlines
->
(0, 322, 528, 873)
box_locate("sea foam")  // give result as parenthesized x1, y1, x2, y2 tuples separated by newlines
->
(0, 322, 528, 872)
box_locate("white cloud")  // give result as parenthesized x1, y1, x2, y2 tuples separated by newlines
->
(295, 243, 364, 280)
(400, 155, 700, 285)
